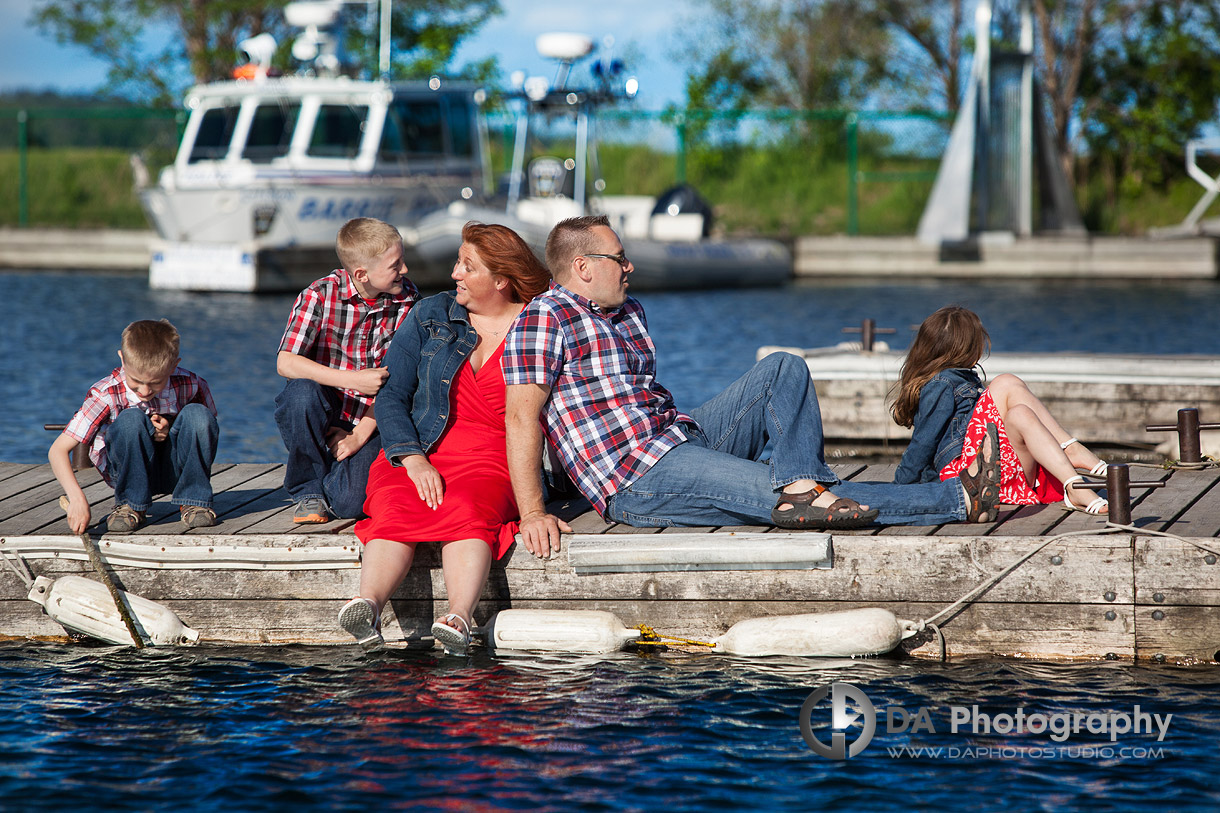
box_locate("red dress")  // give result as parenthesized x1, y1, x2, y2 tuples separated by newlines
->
(354, 341, 518, 558)
(938, 389, 1065, 505)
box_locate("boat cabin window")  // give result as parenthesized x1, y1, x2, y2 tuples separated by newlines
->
(307, 104, 369, 158)
(447, 98, 473, 157)
(380, 96, 474, 161)
(241, 102, 301, 163)
(188, 105, 240, 163)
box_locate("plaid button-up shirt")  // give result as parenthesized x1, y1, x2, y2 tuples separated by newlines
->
(502, 282, 695, 516)
(278, 269, 418, 427)
(63, 367, 218, 480)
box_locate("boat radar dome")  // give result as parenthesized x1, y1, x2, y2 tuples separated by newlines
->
(284, 0, 342, 28)
(535, 32, 595, 61)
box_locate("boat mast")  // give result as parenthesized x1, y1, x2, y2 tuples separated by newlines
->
(378, 0, 391, 77)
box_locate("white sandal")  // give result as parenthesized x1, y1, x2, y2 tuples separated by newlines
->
(431, 613, 471, 655)
(1062, 475, 1108, 515)
(1060, 437, 1108, 477)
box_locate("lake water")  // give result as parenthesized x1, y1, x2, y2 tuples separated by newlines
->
(1, 644, 1217, 811)
(3, 270, 1220, 810)
(5, 271, 1220, 463)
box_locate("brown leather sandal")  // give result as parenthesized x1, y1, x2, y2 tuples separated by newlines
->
(959, 422, 1002, 522)
(771, 483, 880, 530)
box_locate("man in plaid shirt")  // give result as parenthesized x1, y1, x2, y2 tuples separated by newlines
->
(50, 319, 220, 533)
(503, 216, 999, 558)
(275, 218, 418, 523)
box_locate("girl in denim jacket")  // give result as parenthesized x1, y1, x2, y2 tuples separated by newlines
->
(893, 306, 1109, 515)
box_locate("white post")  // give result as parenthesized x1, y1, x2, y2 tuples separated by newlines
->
(575, 111, 589, 212)
(379, 0, 391, 77)
(1018, 0, 1034, 236)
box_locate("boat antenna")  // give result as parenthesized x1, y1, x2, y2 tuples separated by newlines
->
(535, 32, 595, 90)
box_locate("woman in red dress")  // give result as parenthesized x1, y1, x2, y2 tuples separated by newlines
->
(339, 223, 550, 654)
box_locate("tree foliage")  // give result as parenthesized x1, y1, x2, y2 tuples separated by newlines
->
(1079, 0, 1220, 192)
(30, 0, 501, 106)
(679, 0, 891, 112)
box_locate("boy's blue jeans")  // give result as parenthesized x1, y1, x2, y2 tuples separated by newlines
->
(273, 379, 380, 518)
(104, 403, 219, 512)
(605, 352, 967, 528)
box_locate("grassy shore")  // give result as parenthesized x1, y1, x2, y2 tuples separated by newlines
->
(0, 145, 1209, 236)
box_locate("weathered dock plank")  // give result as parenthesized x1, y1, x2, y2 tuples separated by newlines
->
(1, 462, 1217, 661)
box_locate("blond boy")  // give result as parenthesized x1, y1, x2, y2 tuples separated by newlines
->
(274, 217, 418, 523)
(51, 319, 220, 533)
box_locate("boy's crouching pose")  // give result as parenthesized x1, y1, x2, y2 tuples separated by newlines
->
(50, 319, 220, 533)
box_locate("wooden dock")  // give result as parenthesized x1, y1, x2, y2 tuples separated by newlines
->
(1, 460, 1219, 663)
(760, 345, 1220, 450)
(794, 235, 1220, 279)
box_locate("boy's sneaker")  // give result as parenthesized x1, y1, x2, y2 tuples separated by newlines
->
(338, 597, 383, 648)
(293, 496, 331, 524)
(180, 505, 217, 529)
(107, 505, 145, 533)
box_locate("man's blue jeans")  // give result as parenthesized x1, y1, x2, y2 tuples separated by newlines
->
(274, 379, 381, 518)
(104, 403, 219, 512)
(605, 352, 966, 527)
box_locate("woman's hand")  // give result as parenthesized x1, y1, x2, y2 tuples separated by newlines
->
(403, 454, 444, 509)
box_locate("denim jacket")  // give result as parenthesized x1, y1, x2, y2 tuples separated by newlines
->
(894, 367, 984, 484)
(377, 291, 477, 463)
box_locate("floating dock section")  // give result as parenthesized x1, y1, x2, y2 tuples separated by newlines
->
(2, 461, 1219, 663)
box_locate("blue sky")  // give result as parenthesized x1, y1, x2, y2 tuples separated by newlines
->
(0, 0, 689, 108)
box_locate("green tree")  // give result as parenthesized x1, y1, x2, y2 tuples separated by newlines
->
(679, 0, 891, 112)
(30, 0, 501, 106)
(869, 0, 968, 113)
(1079, 1, 1220, 194)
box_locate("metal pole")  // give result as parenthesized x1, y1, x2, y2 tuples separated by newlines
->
(575, 111, 588, 212)
(846, 113, 859, 235)
(975, 0, 992, 232)
(18, 109, 28, 227)
(379, 0, 391, 77)
(1018, 0, 1033, 235)
(676, 113, 687, 184)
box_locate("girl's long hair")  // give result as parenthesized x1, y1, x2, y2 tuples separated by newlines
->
(891, 306, 989, 427)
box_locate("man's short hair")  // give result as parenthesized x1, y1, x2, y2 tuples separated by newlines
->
(335, 218, 403, 272)
(121, 319, 179, 373)
(545, 214, 611, 279)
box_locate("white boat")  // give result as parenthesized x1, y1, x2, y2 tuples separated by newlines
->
(138, 9, 790, 293)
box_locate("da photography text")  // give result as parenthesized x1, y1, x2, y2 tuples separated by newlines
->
(799, 682, 1173, 760)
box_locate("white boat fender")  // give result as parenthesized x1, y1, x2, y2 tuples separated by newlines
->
(27, 575, 200, 647)
(711, 608, 916, 657)
(487, 609, 642, 654)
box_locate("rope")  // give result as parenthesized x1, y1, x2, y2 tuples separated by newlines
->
(78, 533, 145, 648)
(904, 518, 1219, 655)
(632, 623, 716, 649)
(1128, 457, 1219, 471)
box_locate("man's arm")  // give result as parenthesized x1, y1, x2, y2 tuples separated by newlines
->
(506, 382, 571, 558)
(276, 350, 388, 396)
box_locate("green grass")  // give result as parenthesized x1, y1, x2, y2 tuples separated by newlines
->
(0, 148, 160, 229)
(1, 144, 1211, 237)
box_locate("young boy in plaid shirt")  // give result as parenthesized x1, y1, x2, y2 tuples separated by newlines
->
(275, 217, 418, 523)
(50, 318, 220, 533)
